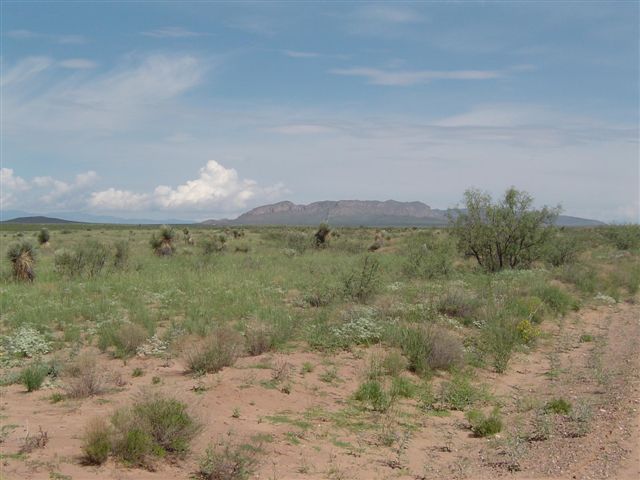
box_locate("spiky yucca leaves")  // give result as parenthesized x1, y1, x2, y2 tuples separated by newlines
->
(314, 222, 331, 248)
(37, 228, 50, 246)
(7, 241, 36, 281)
(150, 225, 175, 256)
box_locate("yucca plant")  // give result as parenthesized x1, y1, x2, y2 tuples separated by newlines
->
(150, 225, 175, 256)
(314, 222, 331, 248)
(7, 241, 36, 281)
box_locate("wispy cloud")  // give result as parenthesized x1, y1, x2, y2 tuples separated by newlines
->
(6, 29, 86, 44)
(59, 59, 98, 69)
(141, 26, 204, 38)
(346, 5, 427, 37)
(283, 50, 321, 59)
(330, 67, 504, 86)
(267, 124, 337, 135)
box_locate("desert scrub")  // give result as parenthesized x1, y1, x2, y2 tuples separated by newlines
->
(54, 240, 111, 278)
(82, 418, 112, 465)
(37, 228, 50, 245)
(98, 322, 148, 358)
(63, 353, 107, 398)
(353, 379, 392, 412)
(196, 440, 260, 480)
(2, 325, 51, 358)
(385, 325, 463, 376)
(436, 287, 479, 324)
(113, 240, 130, 269)
(533, 283, 578, 316)
(20, 362, 49, 392)
(111, 393, 200, 467)
(465, 408, 503, 437)
(342, 255, 381, 303)
(150, 225, 175, 256)
(403, 233, 455, 279)
(544, 398, 572, 414)
(7, 241, 36, 281)
(439, 372, 489, 411)
(184, 327, 244, 374)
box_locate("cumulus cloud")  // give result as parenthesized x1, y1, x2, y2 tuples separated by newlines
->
(89, 160, 285, 212)
(1, 168, 30, 208)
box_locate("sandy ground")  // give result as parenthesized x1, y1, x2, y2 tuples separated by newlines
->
(1, 301, 638, 480)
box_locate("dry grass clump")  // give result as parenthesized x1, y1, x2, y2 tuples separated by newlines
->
(64, 353, 107, 398)
(184, 327, 244, 374)
(196, 439, 261, 480)
(7, 241, 36, 281)
(244, 323, 274, 356)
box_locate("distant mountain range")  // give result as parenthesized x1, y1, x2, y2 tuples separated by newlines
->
(201, 200, 605, 227)
(1, 201, 605, 227)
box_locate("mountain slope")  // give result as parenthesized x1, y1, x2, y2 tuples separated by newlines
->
(202, 200, 605, 227)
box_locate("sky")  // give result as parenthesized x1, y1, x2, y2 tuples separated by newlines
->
(1, 1, 638, 222)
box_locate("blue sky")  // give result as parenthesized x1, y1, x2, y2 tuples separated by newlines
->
(1, 1, 638, 221)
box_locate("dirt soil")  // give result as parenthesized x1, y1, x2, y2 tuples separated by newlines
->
(1, 302, 638, 480)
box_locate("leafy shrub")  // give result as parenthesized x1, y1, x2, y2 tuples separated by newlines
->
(450, 188, 559, 272)
(353, 380, 391, 412)
(544, 234, 580, 266)
(196, 441, 260, 480)
(201, 235, 227, 255)
(533, 284, 578, 316)
(505, 295, 546, 324)
(7, 241, 36, 281)
(37, 228, 50, 245)
(184, 327, 244, 374)
(82, 418, 112, 465)
(466, 408, 503, 436)
(480, 316, 520, 373)
(285, 231, 310, 254)
(403, 234, 455, 279)
(516, 319, 541, 345)
(600, 224, 640, 250)
(386, 325, 463, 376)
(342, 255, 381, 303)
(21, 362, 48, 392)
(545, 398, 572, 414)
(54, 240, 110, 278)
(111, 393, 199, 467)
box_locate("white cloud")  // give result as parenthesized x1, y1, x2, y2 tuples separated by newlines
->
(0, 56, 53, 87)
(89, 160, 285, 212)
(330, 67, 504, 86)
(283, 50, 321, 58)
(6, 29, 86, 44)
(59, 58, 98, 69)
(142, 26, 204, 38)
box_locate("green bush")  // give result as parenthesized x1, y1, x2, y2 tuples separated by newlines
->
(544, 234, 580, 266)
(533, 284, 578, 316)
(37, 228, 50, 245)
(55, 240, 110, 278)
(480, 315, 520, 373)
(466, 408, 503, 436)
(390, 376, 415, 399)
(82, 418, 112, 465)
(439, 373, 488, 411)
(437, 287, 479, 324)
(353, 380, 391, 412)
(544, 398, 572, 414)
(600, 225, 640, 250)
(21, 362, 48, 392)
(113, 240, 130, 268)
(403, 234, 455, 279)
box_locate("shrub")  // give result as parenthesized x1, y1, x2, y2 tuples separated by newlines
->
(196, 441, 260, 480)
(533, 284, 577, 316)
(21, 362, 48, 392)
(7, 241, 36, 281)
(98, 322, 148, 358)
(150, 225, 175, 256)
(544, 234, 580, 266)
(437, 287, 479, 323)
(506, 296, 546, 324)
(382, 350, 407, 377)
(545, 398, 572, 414)
(54, 240, 110, 278)
(37, 228, 50, 245)
(184, 328, 244, 374)
(284, 231, 310, 254)
(244, 324, 273, 356)
(64, 353, 106, 398)
(201, 235, 227, 255)
(111, 393, 199, 467)
(600, 224, 640, 250)
(342, 255, 381, 303)
(439, 373, 488, 411)
(466, 408, 503, 437)
(403, 234, 456, 279)
(3, 325, 50, 357)
(386, 325, 463, 376)
(450, 188, 559, 272)
(82, 418, 112, 465)
(480, 316, 520, 373)
(353, 380, 391, 412)
(390, 376, 415, 399)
